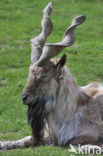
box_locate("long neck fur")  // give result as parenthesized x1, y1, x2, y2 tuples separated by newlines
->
(47, 66, 90, 145)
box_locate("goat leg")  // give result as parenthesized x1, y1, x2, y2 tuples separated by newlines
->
(0, 136, 33, 150)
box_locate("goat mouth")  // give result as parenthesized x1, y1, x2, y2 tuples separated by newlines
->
(27, 97, 46, 141)
(22, 97, 35, 106)
(22, 101, 32, 106)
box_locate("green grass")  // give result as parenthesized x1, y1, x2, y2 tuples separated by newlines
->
(0, 0, 103, 155)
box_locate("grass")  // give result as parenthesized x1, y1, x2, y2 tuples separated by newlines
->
(0, 0, 103, 155)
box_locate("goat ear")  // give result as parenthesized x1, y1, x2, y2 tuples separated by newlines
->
(56, 54, 67, 71)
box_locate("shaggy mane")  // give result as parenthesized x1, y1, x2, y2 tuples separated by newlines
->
(27, 97, 46, 141)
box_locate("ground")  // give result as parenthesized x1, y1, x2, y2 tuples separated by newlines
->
(0, 0, 103, 155)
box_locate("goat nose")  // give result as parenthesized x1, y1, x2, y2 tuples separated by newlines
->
(22, 91, 28, 104)
(22, 94, 28, 101)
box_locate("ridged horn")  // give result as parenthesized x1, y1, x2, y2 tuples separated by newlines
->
(37, 15, 86, 66)
(31, 2, 53, 64)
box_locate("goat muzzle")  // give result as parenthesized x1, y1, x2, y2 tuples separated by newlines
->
(22, 91, 29, 105)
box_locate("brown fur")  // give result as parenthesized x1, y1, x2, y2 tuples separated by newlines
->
(82, 82, 103, 98)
